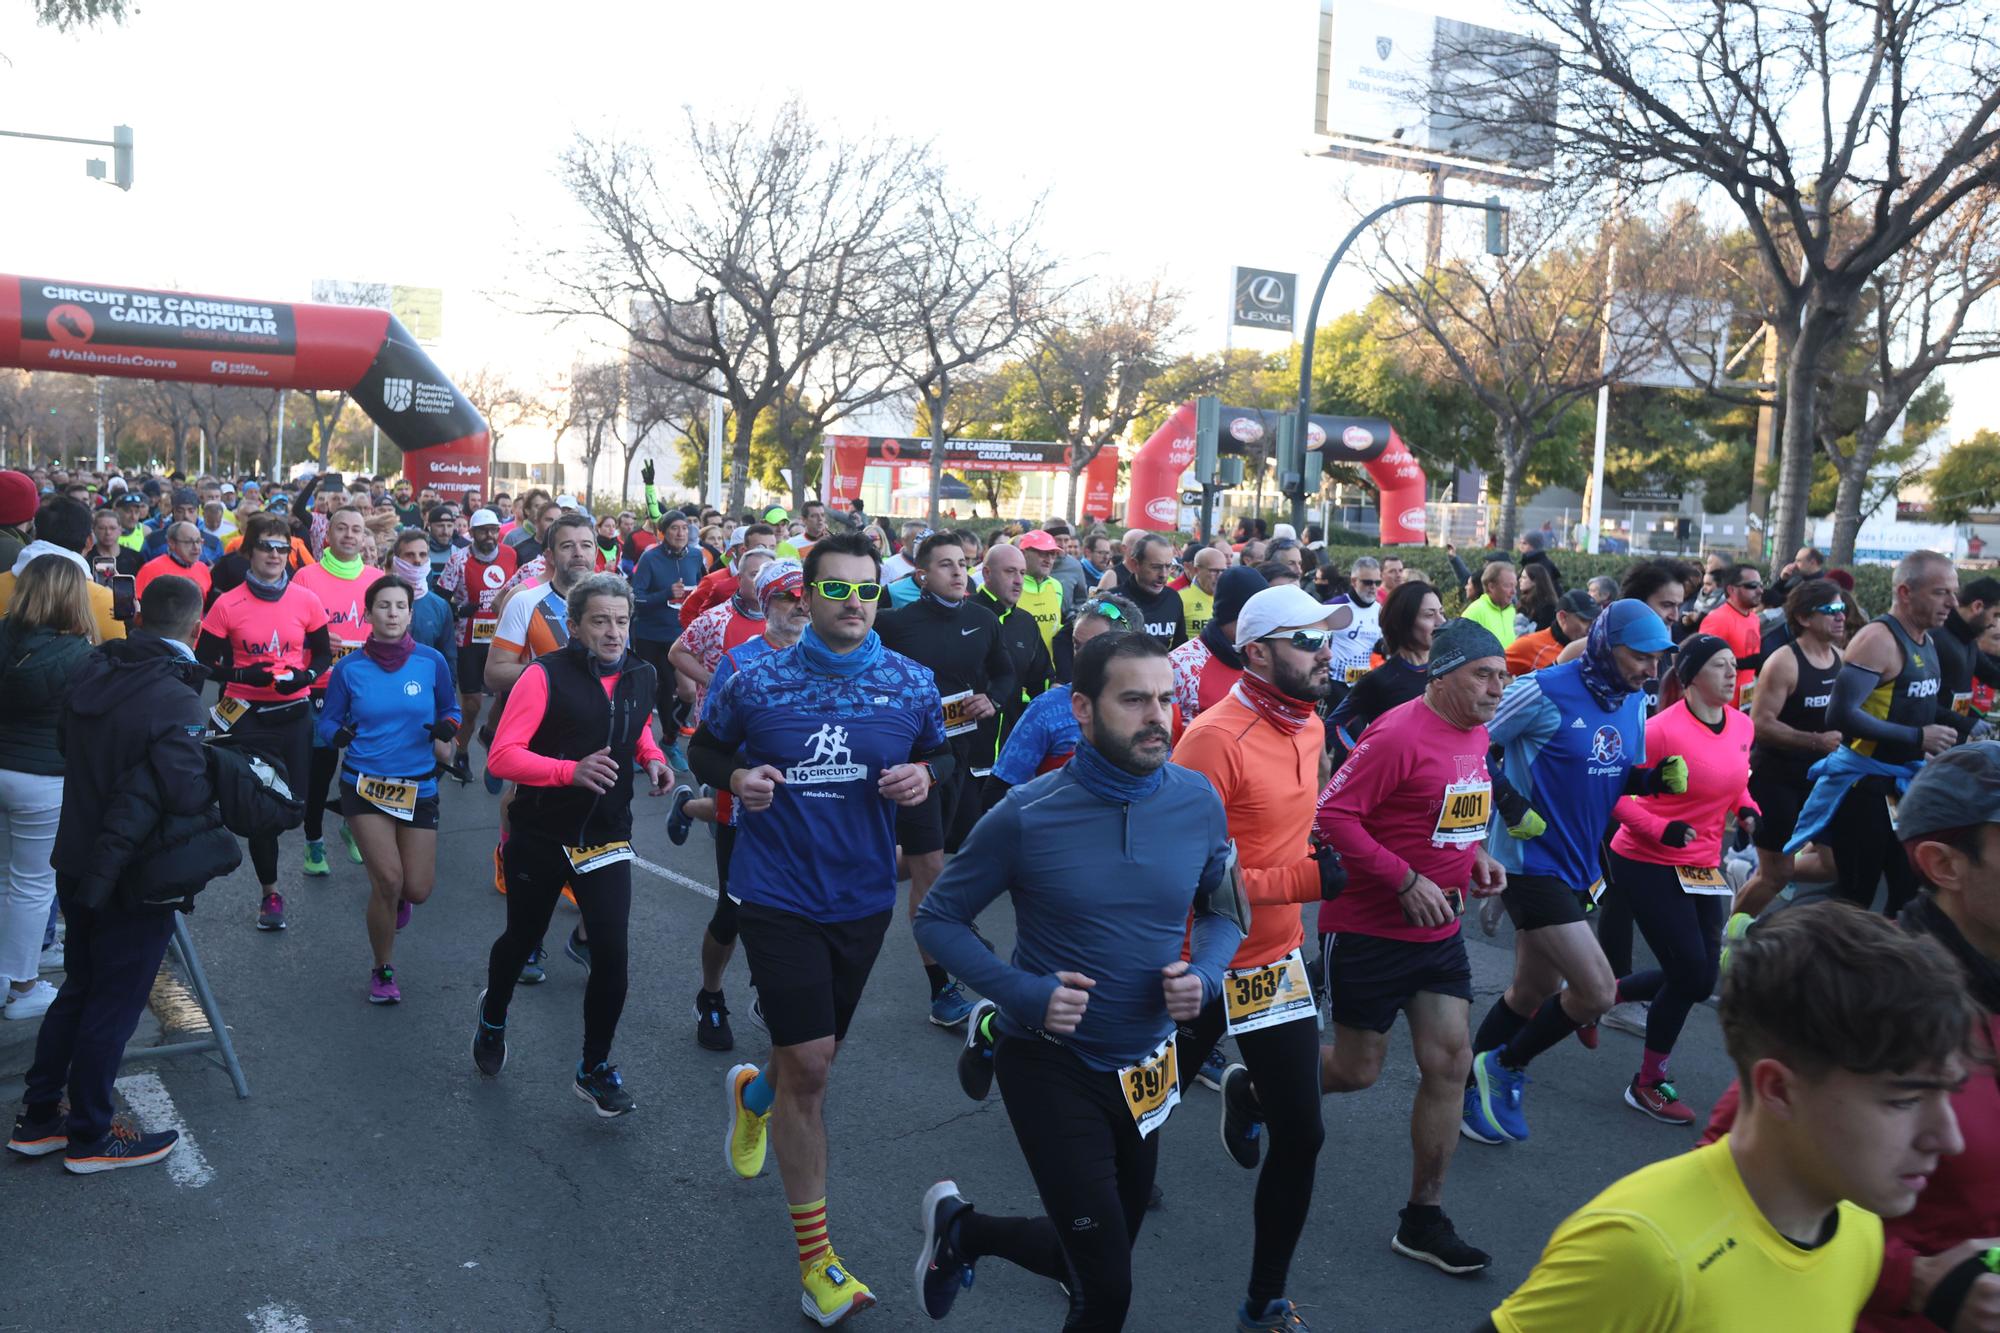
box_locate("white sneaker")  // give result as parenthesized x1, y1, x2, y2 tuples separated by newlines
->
(39, 942, 63, 972)
(1601, 1000, 1649, 1037)
(3, 979, 57, 1021)
(1478, 894, 1507, 937)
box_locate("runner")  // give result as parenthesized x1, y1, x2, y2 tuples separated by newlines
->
(317, 574, 458, 1004)
(1483, 902, 1974, 1332)
(387, 528, 458, 696)
(1327, 581, 1443, 746)
(1313, 619, 1509, 1276)
(1697, 561, 1765, 706)
(630, 508, 707, 770)
(1603, 634, 1757, 1126)
(1104, 532, 1186, 647)
(967, 542, 1054, 827)
(195, 514, 333, 932)
(679, 558, 809, 1053)
(132, 522, 211, 600)
(678, 523, 779, 625)
(667, 545, 776, 735)
(1460, 561, 1518, 648)
(1504, 590, 1597, 676)
(1734, 578, 1845, 919)
(1168, 584, 1345, 1330)
(988, 596, 1142, 793)
(1176, 545, 1228, 646)
(1325, 556, 1386, 701)
(295, 507, 373, 878)
(471, 573, 671, 1115)
(695, 531, 949, 1327)
(437, 508, 518, 784)
(875, 532, 1016, 1027)
(1930, 575, 2000, 740)
(910, 631, 1245, 1331)
(1167, 566, 1268, 731)
(1462, 600, 1678, 1145)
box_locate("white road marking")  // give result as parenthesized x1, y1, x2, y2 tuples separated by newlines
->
(633, 853, 718, 900)
(245, 1303, 311, 1332)
(111, 1071, 213, 1188)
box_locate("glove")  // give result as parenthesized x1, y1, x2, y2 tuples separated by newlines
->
(331, 725, 355, 750)
(233, 665, 275, 688)
(428, 718, 459, 744)
(641, 459, 655, 486)
(1507, 807, 1546, 840)
(1312, 838, 1347, 901)
(273, 668, 316, 696)
(1658, 755, 1688, 794)
(1662, 820, 1696, 849)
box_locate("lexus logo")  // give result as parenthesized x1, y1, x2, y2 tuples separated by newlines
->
(1247, 276, 1286, 309)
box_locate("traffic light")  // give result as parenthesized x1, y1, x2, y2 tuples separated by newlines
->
(1275, 413, 1302, 492)
(1299, 418, 1323, 496)
(1485, 196, 1509, 256)
(1194, 396, 1220, 486)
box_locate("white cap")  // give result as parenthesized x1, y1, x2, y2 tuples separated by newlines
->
(1233, 584, 1336, 650)
(469, 508, 500, 528)
(555, 494, 578, 509)
(727, 524, 751, 550)
(220, 481, 236, 494)
(1271, 522, 1298, 541)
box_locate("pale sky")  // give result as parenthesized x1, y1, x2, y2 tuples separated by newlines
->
(3, 0, 1994, 461)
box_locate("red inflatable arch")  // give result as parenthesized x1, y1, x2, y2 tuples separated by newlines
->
(0, 274, 489, 493)
(1125, 400, 1427, 542)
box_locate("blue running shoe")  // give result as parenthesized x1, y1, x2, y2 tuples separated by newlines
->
(928, 980, 976, 1028)
(1470, 1049, 1530, 1142)
(574, 1061, 635, 1117)
(665, 741, 687, 773)
(1197, 1044, 1229, 1092)
(666, 785, 696, 845)
(1459, 1085, 1506, 1144)
(518, 947, 547, 986)
(483, 766, 504, 796)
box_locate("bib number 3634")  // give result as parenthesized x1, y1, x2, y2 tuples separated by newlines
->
(1119, 1036, 1180, 1138)
(1224, 948, 1315, 1036)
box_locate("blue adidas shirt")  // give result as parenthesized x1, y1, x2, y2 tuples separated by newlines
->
(702, 641, 947, 922)
(318, 645, 459, 798)
(1484, 658, 1646, 889)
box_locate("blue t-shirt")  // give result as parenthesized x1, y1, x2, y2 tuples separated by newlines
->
(703, 640, 946, 922)
(992, 684, 1079, 786)
(1485, 658, 1646, 889)
(318, 645, 459, 798)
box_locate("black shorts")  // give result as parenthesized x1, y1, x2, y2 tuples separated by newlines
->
(736, 900, 891, 1045)
(895, 766, 967, 857)
(457, 643, 489, 695)
(1748, 766, 1809, 853)
(339, 781, 442, 831)
(1320, 930, 1472, 1033)
(1501, 871, 1590, 931)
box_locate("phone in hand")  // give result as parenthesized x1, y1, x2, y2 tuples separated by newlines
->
(111, 574, 136, 622)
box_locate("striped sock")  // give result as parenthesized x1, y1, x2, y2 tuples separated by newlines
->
(791, 1197, 830, 1265)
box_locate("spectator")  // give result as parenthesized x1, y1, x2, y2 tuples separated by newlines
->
(0, 556, 98, 1021)
(1587, 575, 1619, 609)
(1460, 560, 1519, 647)
(0, 498, 125, 643)
(0, 470, 40, 571)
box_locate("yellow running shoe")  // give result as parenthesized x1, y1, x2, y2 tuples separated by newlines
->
(1719, 912, 1754, 974)
(723, 1063, 768, 1179)
(800, 1250, 875, 1327)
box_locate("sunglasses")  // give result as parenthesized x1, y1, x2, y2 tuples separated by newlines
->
(1261, 628, 1333, 652)
(1810, 602, 1846, 616)
(1082, 600, 1126, 622)
(1735, 581, 1763, 590)
(1352, 578, 1382, 589)
(809, 579, 882, 602)
(254, 540, 290, 554)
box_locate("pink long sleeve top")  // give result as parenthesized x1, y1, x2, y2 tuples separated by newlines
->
(1610, 699, 1758, 868)
(488, 662, 665, 789)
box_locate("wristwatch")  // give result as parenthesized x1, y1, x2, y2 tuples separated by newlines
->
(914, 761, 937, 790)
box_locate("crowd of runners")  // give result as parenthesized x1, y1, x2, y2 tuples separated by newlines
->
(4, 462, 1999, 1331)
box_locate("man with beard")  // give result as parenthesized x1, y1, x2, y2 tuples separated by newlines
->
(437, 509, 519, 783)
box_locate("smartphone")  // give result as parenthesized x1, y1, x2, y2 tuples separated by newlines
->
(111, 574, 136, 623)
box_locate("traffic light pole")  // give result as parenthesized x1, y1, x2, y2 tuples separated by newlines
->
(0, 124, 134, 188)
(1292, 193, 1507, 532)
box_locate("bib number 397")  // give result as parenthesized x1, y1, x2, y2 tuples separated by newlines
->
(1224, 948, 1315, 1036)
(1118, 1036, 1180, 1138)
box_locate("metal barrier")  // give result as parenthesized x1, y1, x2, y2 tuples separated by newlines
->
(121, 915, 249, 1099)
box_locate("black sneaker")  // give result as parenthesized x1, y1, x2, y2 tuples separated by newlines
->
(694, 989, 735, 1052)
(1390, 1206, 1491, 1275)
(471, 989, 507, 1077)
(957, 999, 996, 1101)
(63, 1122, 179, 1174)
(666, 785, 697, 845)
(1218, 1063, 1263, 1170)
(7, 1103, 66, 1157)
(575, 1062, 636, 1117)
(913, 1180, 976, 1319)
(448, 750, 472, 785)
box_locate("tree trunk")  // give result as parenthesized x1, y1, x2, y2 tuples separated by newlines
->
(727, 407, 755, 513)
(1769, 308, 1846, 569)
(1495, 424, 1525, 552)
(1065, 457, 1084, 524)
(1829, 458, 1868, 568)
(926, 383, 949, 531)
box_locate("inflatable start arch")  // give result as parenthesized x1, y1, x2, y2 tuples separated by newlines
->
(1126, 400, 1428, 542)
(0, 274, 489, 493)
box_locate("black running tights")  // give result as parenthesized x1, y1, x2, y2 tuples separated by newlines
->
(483, 832, 632, 1068)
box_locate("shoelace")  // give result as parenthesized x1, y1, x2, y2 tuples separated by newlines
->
(106, 1121, 141, 1145)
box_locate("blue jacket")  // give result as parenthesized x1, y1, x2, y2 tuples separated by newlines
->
(1784, 747, 1922, 854)
(992, 684, 1078, 786)
(318, 645, 458, 798)
(630, 542, 709, 643)
(408, 591, 458, 689)
(140, 525, 223, 565)
(913, 762, 1240, 1072)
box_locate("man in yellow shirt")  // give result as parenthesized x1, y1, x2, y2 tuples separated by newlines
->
(1461, 559, 1519, 649)
(1486, 902, 1975, 1333)
(1179, 545, 1227, 643)
(1012, 530, 1067, 653)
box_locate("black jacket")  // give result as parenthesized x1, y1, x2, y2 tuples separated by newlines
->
(1109, 570, 1187, 648)
(972, 586, 1052, 770)
(1935, 609, 2000, 738)
(875, 594, 1016, 758)
(509, 642, 659, 845)
(53, 632, 232, 912)
(0, 620, 93, 776)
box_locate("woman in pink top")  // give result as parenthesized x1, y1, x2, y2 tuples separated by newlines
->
(1605, 633, 1759, 1128)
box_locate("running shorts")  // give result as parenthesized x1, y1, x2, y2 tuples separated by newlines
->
(1319, 930, 1472, 1033)
(736, 900, 891, 1045)
(1748, 765, 1809, 853)
(895, 765, 967, 857)
(1500, 872, 1589, 932)
(339, 782, 441, 832)
(458, 643, 490, 695)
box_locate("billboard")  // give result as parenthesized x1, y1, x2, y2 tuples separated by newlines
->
(823, 434, 1120, 519)
(313, 280, 445, 345)
(1314, 0, 1555, 170)
(1232, 268, 1297, 333)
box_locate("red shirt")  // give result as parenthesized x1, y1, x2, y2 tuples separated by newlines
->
(1316, 695, 1491, 944)
(678, 567, 738, 625)
(1698, 600, 1762, 706)
(134, 551, 210, 601)
(443, 543, 520, 647)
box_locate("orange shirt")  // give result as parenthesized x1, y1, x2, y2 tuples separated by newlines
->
(1505, 626, 1565, 676)
(1699, 600, 1762, 706)
(134, 551, 212, 601)
(1172, 689, 1321, 969)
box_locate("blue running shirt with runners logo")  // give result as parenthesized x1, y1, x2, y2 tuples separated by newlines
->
(703, 642, 946, 922)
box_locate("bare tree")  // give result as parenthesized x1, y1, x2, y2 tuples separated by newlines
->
(460, 366, 532, 484)
(875, 176, 1054, 526)
(1444, 0, 2000, 563)
(615, 358, 694, 504)
(538, 99, 928, 511)
(138, 380, 201, 475)
(558, 361, 628, 512)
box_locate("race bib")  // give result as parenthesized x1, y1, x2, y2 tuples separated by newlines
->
(1954, 691, 1974, 717)
(566, 841, 635, 875)
(1738, 681, 1755, 711)
(940, 689, 979, 738)
(1432, 778, 1492, 848)
(1224, 948, 1316, 1036)
(471, 617, 498, 644)
(1118, 1035, 1180, 1139)
(354, 774, 417, 822)
(331, 640, 360, 662)
(1343, 663, 1369, 685)
(1676, 864, 1730, 896)
(210, 696, 249, 731)
(1586, 877, 1606, 905)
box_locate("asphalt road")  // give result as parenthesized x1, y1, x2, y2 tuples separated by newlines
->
(1, 773, 1731, 1333)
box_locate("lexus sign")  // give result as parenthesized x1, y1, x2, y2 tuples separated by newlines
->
(1231, 267, 1296, 333)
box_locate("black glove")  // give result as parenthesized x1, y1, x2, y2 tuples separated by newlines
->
(428, 718, 459, 744)
(233, 665, 275, 688)
(272, 668, 316, 696)
(641, 459, 655, 486)
(1662, 820, 1696, 849)
(331, 725, 356, 750)
(1313, 838, 1347, 901)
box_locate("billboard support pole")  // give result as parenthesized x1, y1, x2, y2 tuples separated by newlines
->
(1294, 193, 1501, 532)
